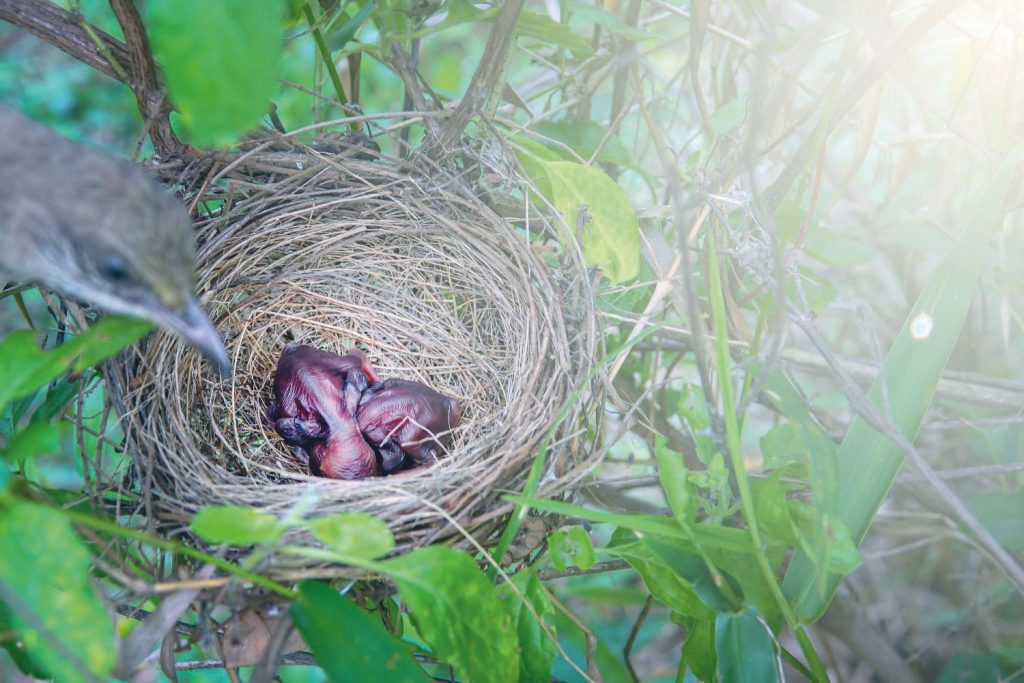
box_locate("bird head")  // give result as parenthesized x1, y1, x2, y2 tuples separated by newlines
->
(57, 174, 230, 374)
(0, 108, 230, 374)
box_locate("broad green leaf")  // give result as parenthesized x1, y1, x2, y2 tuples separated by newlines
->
(678, 384, 716, 464)
(308, 512, 395, 559)
(546, 161, 640, 283)
(67, 316, 153, 371)
(0, 317, 151, 412)
(644, 538, 742, 613)
(1, 419, 67, 462)
(516, 11, 593, 58)
(498, 570, 557, 683)
(512, 135, 564, 200)
(146, 0, 283, 147)
(29, 378, 83, 425)
(191, 505, 285, 545)
(715, 609, 779, 683)
(681, 617, 716, 682)
(385, 546, 519, 683)
(534, 120, 635, 169)
(760, 371, 838, 502)
(751, 477, 860, 576)
(548, 526, 595, 571)
(291, 581, 428, 682)
(606, 530, 715, 620)
(783, 144, 1024, 621)
(0, 330, 75, 411)
(0, 501, 115, 681)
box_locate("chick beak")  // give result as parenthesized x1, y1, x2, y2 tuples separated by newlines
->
(156, 296, 232, 375)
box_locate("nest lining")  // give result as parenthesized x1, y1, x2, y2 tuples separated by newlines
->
(107, 145, 599, 572)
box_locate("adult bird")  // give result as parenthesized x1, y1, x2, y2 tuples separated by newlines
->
(0, 107, 230, 373)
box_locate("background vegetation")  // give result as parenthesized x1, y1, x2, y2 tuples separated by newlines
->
(2, 0, 1023, 681)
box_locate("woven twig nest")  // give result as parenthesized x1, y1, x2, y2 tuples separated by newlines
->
(107, 134, 601, 574)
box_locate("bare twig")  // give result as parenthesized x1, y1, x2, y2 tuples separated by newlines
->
(108, 0, 180, 157)
(427, 0, 526, 157)
(550, 591, 605, 683)
(624, 595, 654, 683)
(0, 0, 131, 83)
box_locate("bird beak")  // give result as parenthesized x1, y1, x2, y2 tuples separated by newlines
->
(157, 296, 232, 375)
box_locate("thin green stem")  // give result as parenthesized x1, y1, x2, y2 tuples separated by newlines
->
(61, 508, 295, 599)
(706, 235, 828, 681)
(303, 3, 354, 128)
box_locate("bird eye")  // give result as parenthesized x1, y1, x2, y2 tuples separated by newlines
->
(100, 255, 130, 282)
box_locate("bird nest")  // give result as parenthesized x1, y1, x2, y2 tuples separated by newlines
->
(105, 130, 601, 576)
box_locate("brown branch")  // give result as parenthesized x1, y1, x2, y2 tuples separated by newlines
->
(108, 0, 180, 157)
(0, 0, 131, 83)
(427, 0, 525, 157)
(623, 595, 653, 683)
(0, 0, 182, 156)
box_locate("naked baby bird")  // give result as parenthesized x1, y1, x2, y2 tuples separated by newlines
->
(356, 378, 462, 474)
(267, 343, 378, 479)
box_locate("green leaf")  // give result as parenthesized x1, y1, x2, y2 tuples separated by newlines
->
(498, 570, 557, 683)
(516, 11, 594, 58)
(606, 530, 714, 620)
(308, 512, 395, 559)
(512, 151, 638, 282)
(0, 501, 115, 681)
(1, 419, 67, 462)
(291, 581, 428, 682)
(0, 318, 151, 412)
(545, 161, 640, 283)
(533, 120, 635, 168)
(681, 617, 717, 682)
(644, 538, 742, 613)
(783, 144, 1024, 621)
(0, 330, 73, 412)
(146, 0, 284, 147)
(385, 546, 519, 683)
(191, 505, 285, 545)
(678, 384, 716, 464)
(324, 0, 376, 51)
(715, 609, 779, 683)
(31, 378, 84, 425)
(67, 316, 153, 371)
(548, 526, 595, 571)
(655, 438, 695, 525)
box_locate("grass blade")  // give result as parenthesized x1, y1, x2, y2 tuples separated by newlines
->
(782, 145, 1024, 621)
